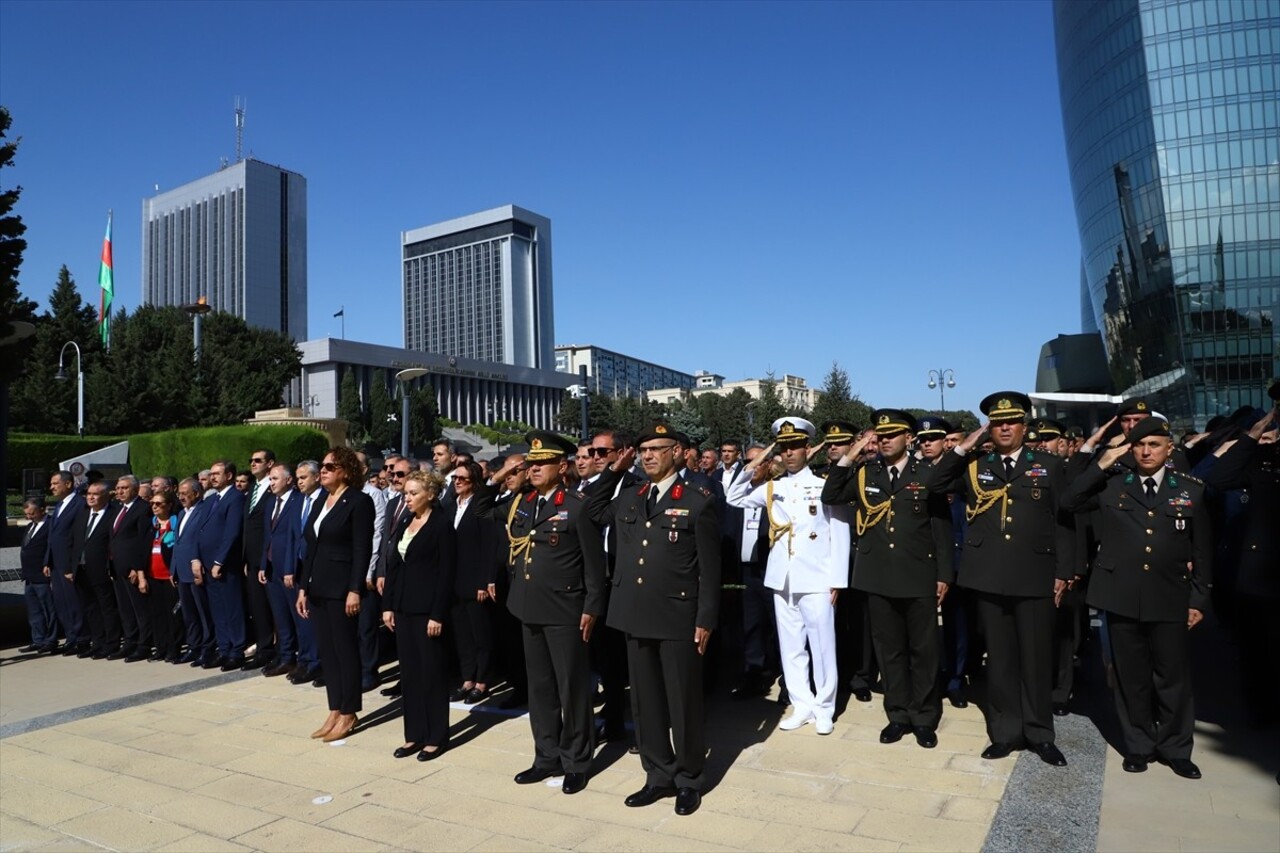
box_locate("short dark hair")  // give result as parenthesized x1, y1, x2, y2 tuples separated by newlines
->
(24, 496, 46, 510)
(720, 439, 742, 451)
(213, 460, 238, 477)
(253, 448, 276, 463)
(51, 471, 73, 487)
(431, 438, 454, 452)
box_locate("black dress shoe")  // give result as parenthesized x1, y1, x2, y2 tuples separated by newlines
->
(287, 667, 312, 685)
(624, 785, 676, 807)
(416, 746, 444, 762)
(1164, 758, 1201, 779)
(628, 745, 640, 755)
(946, 689, 969, 709)
(91, 648, 110, 660)
(63, 644, 83, 657)
(108, 647, 134, 661)
(149, 650, 166, 661)
(730, 671, 769, 700)
(312, 675, 327, 688)
(1053, 703, 1069, 717)
(879, 722, 910, 744)
(201, 655, 225, 670)
(464, 687, 488, 705)
(220, 658, 244, 672)
(362, 679, 378, 693)
(500, 690, 527, 709)
(913, 727, 938, 749)
(241, 656, 268, 671)
(263, 662, 295, 678)
(514, 766, 560, 785)
(394, 743, 425, 759)
(18, 644, 39, 653)
(562, 772, 588, 795)
(853, 688, 872, 703)
(178, 650, 199, 665)
(380, 683, 402, 697)
(124, 651, 150, 663)
(982, 742, 1017, 760)
(38, 644, 59, 654)
(674, 787, 701, 816)
(1122, 754, 1149, 773)
(449, 686, 469, 702)
(1030, 742, 1067, 767)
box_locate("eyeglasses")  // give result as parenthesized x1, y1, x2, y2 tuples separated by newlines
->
(250, 457, 266, 464)
(149, 500, 166, 507)
(389, 471, 408, 478)
(452, 477, 473, 484)
(638, 443, 678, 455)
(587, 447, 616, 457)
(321, 462, 343, 472)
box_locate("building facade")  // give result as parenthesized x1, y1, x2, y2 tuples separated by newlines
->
(402, 205, 554, 370)
(142, 159, 307, 341)
(647, 372, 819, 410)
(555, 344, 695, 397)
(297, 337, 570, 432)
(1054, 0, 1278, 427)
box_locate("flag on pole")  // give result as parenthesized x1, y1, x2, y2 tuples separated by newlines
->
(333, 307, 344, 318)
(98, 212, 114, 347)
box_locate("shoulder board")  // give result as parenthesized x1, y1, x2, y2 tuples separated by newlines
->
(1170, 472, 1203, 486)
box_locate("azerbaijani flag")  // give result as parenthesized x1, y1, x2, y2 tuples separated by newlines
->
(98, 212, 113, 347)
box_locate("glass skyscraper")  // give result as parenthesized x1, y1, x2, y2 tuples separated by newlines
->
(1054, 0, 1278, 426)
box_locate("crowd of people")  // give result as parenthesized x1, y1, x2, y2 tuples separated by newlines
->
(15, 384, 1278, 814)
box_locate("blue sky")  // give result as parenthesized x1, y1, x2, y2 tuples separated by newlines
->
(1, 0, 1081, 416)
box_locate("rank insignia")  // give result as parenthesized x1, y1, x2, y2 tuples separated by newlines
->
(672, 484, 684, 501)
(669, 530, 679, 543)
(554, 490, 565, 507)
(548, 533, 559, 546)
(556, 511, 569, 521)
(1175, 519, 1185, 530)
(1032, 488, 1042, 500)
(665, 508, 690, 517)
(809, 504, 818, 515)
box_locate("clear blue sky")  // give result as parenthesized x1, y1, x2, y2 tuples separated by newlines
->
(1, 0, 1081, 417)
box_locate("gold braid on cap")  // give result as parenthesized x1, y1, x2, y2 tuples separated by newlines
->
(505, 495, 533, 565)
(854, 465, 892, 537)
(765, 479, 794, 557)
(966, 459, 1010, 528)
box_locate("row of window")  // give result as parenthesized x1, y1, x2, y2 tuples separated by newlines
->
(1149, 59, 1277, 105)
(1141, 0, 1277, 39)
(1144, 25, 1277, 70)
(1158, 135, 1280, 176)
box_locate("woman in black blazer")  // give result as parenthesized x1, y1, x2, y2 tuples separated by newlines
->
(449, 461, 502, 703)
(382, 470, 456, 760)
(297, 446, 375, 743)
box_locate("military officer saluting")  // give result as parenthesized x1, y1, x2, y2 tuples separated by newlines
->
(1063, 417, 1211, 779)
(487, 431, 607, 795)
(727, 417, 851, 735)
(931, 392, 1075, 767)
(823, 410, 952, 748)
(585, 421, 720, 817)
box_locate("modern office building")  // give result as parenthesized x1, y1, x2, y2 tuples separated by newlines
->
(647, 372, 820, 410)
(555, 344, 695, 397)
(1054, 0, 1278, 427)
(296, 337, 571, 431)
(402, 205, 554, 370)
(141, 158, 307, 341)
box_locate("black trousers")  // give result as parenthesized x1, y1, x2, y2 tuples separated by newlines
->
(311, 594, 362, 715)
(626, 635, 706, 791)
(110, 565, 144, 649)
(973, 591, 1055, 746)
(397, 612, 449, 747)
(740, 560, 778, 674)
(1052, 583, 1085, 704)
(358, 583, 387, 683)
(867, 593, 941, 729)
(837, 587, 877, 691)
(941, 585, 975, 693)
(243, 566, 276, 658)
(1107, 613, 1195, 760)
(148, 579, 182, 658)
(76, 568, 120, 651)
(453, 597, 495, 684)
(495, 572, 527, 693)
(525, 622, 594, 773)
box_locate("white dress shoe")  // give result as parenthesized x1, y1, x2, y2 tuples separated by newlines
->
(815, 718, 834, 736)
(779, 711, 814, 731)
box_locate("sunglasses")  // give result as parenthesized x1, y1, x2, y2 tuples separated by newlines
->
(321, 462, 343, 472)
(587, 447, 616, 457)
(389, 471, 408, 478)
(148, 500, 166, 507)
(452, 476, 473, 484)
(250, 457, 267, 464)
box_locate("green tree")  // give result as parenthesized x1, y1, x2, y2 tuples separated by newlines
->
(367, 369, 396, 451)
(752, 372, 787, 441)
(0, 105, 35, 483)
(555, 390, 615, 438)
(666, 397, 708, 447)
(85, 305, 197, 433)
(194, 312, 301, 425)
(810, 361, 874, 432)
(407, 384, 438, 453)
(611, 394, 664, 437)
(337, 368, 366, 445)
(693, 389, 751, 446)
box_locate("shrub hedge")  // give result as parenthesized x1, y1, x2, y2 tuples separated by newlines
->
(7, 425, 330, 488)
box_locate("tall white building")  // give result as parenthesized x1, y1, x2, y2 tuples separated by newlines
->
(141, 158, 308, 341)
(401, 205, 553, 370)
(555, 344, 694, 397)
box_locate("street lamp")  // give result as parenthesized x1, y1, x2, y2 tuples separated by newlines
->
(55, 341, 85, 436)
(926, 369, 956, 412)
(394, 367, 430, 457)
(183, 295, 213, 367)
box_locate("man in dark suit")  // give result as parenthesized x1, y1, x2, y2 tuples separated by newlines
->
(482, 454, 530, 708)
(73, 480, 120, 658)
(726, 442, 776, 698)
(1063, 416, 1212, 779)
(260, 463, 305, 678)
(44, 470, 87, 654)
(824, 410, 953, 749)
(108, 475, 154, 661)
(931, 392, 1075, 767)
(289, 460, 326, 685)
(195, 459, 247, 670)
(586, 421, 721, 817)
(172, 477, 215, 665)
(241, 448, 279, 670)
(484, 431, 606, 795)
(19, 498, 57, 653)
(373, 456, 412, 696)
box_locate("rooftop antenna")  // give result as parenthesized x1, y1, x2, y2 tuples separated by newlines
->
(234, 96, 246, 163)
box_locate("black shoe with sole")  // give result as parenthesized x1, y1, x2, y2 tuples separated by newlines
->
(1164, 757, 1202, 779)
(913, 727, 938, 749)
(624, 785, 676, 808)
(879, 722, 910, 744)
(514, 766, 559, 785)
(982, 742, 1018, 760)
(1122, 754, 1149, 773)
(562, 772, 588, 795)
(1030, 742, 1067, 767)
(674, 787, 701, 816)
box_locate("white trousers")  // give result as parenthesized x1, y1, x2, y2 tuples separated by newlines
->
(774, 583, 838, 722)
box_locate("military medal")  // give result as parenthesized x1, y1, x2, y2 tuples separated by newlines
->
(1032, 488, 1042, 500)
(548, 533, 559, 546)
(809, 504, 818, 516)
(1176, 519, 1185, 530)
(809, 532, 818, 540)
(669, 530, 679, 543)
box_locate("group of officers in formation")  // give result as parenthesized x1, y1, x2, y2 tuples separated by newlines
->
(17, 383, 1278, 816)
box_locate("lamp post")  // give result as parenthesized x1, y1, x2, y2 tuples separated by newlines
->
(926, 369, 956, 413)
(55, 341, 85, 436)
(183, 296, 212, 368)
(395, 367, 429, 457)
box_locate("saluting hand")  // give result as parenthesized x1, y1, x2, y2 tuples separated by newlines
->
(1084, 416, 1118, 451)
(1248, 408, 1276, 440)
(840, 433, 876, 465)
(1098, 443, 1130, 470)
(958, 424, 990, 454)
(805, 440, 827, 462)
(612, 446, 637, 473)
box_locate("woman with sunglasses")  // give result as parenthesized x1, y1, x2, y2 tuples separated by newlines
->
(147, 490, 183, 663)
(383, 470, 456, 760)
(298, 447, 375, 743)
(448, 461, 500, 704)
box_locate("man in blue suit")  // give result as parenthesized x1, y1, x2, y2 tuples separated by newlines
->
(287, 459, 326, 685)
(195, 460, 247, 670)
(259, 463, 306, 678)
(20, 497, 57, 653)
(173, 477, 215, 665)
(43, 471, 87, 654)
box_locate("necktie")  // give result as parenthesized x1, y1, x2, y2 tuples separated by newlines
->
(24, 523, 35, 545)
(112, 504, 126, 533)
(1003, 458, 1016, 481)
(250, 480, 262, 511)
(87, 511, 100, 538)
(270, 497, 282, 529)
(302, 495, 313, 530)
(646, 485, 658, 515)
(889, 466, 899, 489)
(536, 496, 546, 519)
(1144, 477, 1156, 500)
